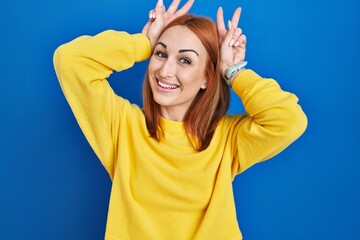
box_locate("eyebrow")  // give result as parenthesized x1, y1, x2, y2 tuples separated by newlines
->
(156, 42, 199, 57)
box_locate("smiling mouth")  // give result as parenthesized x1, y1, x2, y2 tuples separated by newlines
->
(156, 78, 180, 90)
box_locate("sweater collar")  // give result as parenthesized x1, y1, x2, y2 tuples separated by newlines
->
(160, 117, 186, 133)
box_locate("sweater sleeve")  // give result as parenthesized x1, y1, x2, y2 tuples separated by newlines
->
(228, 69, 308, 176)
(53, 30, 151, 179)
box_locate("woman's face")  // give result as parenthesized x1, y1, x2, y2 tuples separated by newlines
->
(148, 25, 208, 121)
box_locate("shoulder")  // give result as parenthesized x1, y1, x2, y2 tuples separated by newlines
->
(217, 113, 248, 133)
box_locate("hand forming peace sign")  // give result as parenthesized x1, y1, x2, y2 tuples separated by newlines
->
(142, 0, 194, 48)
(217, 7, 247, 81)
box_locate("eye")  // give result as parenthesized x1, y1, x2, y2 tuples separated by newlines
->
(179, 58, 192, 65)
(155, 51, 167, 58)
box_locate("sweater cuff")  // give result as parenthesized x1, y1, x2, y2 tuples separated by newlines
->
(132, 33, 152, 62)
(231, 69, 262, 98)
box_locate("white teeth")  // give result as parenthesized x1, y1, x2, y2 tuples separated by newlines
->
(157, 80, 178, 89)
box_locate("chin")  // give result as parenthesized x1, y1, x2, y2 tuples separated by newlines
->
(151, 93, 173, 107)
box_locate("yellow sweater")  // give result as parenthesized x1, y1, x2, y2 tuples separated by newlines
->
(54, 30, 307, 240)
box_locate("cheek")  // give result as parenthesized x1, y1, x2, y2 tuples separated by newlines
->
(148, 57, 156, 74)
(148, 56, 163, 73)
(179, 68, 206, 86)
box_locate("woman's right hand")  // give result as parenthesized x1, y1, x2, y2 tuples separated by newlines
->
(142, 0, 194, 48)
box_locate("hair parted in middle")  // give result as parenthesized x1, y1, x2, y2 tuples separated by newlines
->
(143, 14, 230, 151)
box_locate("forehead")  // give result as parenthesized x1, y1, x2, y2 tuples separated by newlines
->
(158, 26, 206, 53)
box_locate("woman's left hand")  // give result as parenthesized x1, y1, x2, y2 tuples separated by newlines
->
(216, 7, 247, 80)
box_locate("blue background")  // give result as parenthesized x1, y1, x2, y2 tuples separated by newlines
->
(1, 0, 359, 239)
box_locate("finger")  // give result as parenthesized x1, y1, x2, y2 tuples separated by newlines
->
(229, 28, 241, 47)
(174, 0, 195, 16)
(216, 7, 226, 33)
(151, 0, 165, 20)
(235, 35, 246, 48)
(237, 34, 247, 48)
(231, 27, 242, 46)
(155, 0, 165, 14)
(233, 28, 242, 40)
(156, 0, 164, 7)
(231, 7, 242, 29)
(216, 7, 227, 44)
(155, 2, 165, 24)
(223, 20, 236, 47)
(167, 0, 181, 13)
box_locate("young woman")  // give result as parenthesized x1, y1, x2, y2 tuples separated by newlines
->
(53, 0, 307, 239)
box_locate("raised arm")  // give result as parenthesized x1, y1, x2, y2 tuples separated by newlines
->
(53, 0, 194, 178)
(53, 30, 151, 178)
(216, 8, 307, 175)
(229, 70, 307, 174)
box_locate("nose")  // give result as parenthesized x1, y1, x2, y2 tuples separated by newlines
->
(159, 58, 176, 79)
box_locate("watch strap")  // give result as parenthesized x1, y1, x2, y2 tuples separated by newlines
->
(225, 61, 248, 86)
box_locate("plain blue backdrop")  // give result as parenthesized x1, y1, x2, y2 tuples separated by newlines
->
(1, 0, 359, 239)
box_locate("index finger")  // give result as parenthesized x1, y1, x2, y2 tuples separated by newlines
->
(231, 7, 242, 28)
(216, 7, 226, 32)
(174, 0, 195, 16)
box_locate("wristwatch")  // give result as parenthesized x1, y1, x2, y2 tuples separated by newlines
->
(224, 61, 248, 87)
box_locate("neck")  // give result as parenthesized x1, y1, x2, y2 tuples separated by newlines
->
(160, 107, 186, 122)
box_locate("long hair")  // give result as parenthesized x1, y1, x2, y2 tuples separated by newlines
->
(143, 14, 230, 151)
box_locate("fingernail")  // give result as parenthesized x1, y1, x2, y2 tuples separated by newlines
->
(235, 41, 240, 47)
(229, 39, 236, 47)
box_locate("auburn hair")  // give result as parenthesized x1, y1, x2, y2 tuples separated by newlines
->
(143, 14, 230, 151)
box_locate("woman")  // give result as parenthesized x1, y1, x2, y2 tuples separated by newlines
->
(53, 0, 307, 239)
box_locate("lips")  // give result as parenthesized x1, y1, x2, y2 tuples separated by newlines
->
(156, 78, 180, 90)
